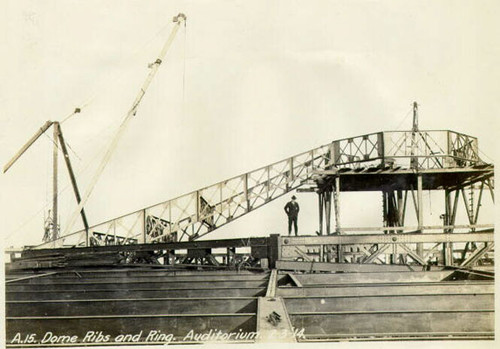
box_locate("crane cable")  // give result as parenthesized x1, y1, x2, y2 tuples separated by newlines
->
(59, 22, 173, 126)
(393, 105, 413, 131)
(182, 21, 187, 119)
(55, 19, 188, 242)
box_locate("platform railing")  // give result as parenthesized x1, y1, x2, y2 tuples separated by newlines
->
(332, 130, 481, 169)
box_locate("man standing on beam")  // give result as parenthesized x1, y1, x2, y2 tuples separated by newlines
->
(284, 195, 300, 236)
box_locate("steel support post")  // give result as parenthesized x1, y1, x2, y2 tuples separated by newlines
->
(443, 190, 449, 264)
(325, 191, 332, 235)
(416, 175, 424, 257)
(52, 124, 59, 245)
(443, 190, 453, 265)
(333, 176, 342, 262)
(382, 190, 388, 231)
(318, 192, 324, 235)
(486, 178, 495, 202)
(473, 182, 485, 226)
(397, 190, 405, 227)
(334, 176, 341, 233)
(142, 209, 147, 244)
(382, 190, 393, 263)
(383, 189, 406, 264)
(268, 234, 280, 269)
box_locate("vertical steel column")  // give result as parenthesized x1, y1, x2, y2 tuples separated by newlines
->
(443, 190, 452, 265)
(334, 176, 342, 262)
(383, 190, 401, 264)
(52, 124, 59, 244)
(396, 190, 405, 264)
(473, 182, 485, 226)
(243, 173, 250, 211)
(410, 102, 419, 170)
(268, 234, 280, 269)
(142, 209, 147, 244)
(397, 190, 405, 227)
(334, 176, 341, 233)
(446, 131, 453, 167)
(325, 190, 332, 235)
(377, 132, 385, 165)
(328, 142, 335, 169)
(318, 192, 324, 235)
(382, 190, 388, 231)
(416, 175, 424, 257)
(448, 189, 460, 265)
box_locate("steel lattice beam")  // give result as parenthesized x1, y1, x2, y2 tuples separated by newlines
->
(31, 129, 491, 250)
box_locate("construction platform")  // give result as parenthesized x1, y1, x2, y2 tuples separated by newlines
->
(4, 126, 495, 345)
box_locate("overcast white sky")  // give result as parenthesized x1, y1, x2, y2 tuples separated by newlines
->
(1, 0, 498, 249)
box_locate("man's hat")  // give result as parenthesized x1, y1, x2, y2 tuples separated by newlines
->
(291, 195, 297, 200)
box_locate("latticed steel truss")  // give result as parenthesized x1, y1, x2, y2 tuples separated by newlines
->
(34, 129, 490, 250)
(332, 130, 480, 169)
(36, 144, 334, 248)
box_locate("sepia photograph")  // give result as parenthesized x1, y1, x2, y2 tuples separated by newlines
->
(1, 1, 497, 348)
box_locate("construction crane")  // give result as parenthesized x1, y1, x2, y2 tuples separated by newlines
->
(60, 13, 187, 243)
(3, 116, 89, 242)
(4, 13, 186, 246)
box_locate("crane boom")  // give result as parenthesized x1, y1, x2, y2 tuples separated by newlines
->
(3, 121, 54, 173)
(60, 14, 187, 242)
